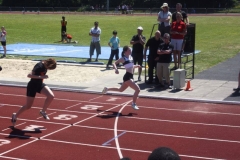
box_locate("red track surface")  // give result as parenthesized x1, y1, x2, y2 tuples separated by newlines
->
(0, 85, 240, 160)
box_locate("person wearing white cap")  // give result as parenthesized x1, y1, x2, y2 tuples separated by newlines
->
(157, 3, 172, 38)
(130, 26, 146, 81)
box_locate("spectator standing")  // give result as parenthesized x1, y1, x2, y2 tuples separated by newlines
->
(156, 33, 173, 89)
(130, 26, 146, 81)
(157, 3, 172, 38)
(172, 3, 189, 25)
(106, 30, 120, 68)
(144, 30, 163, 84)
(61, 16, 67, 41)
(170, 12, 187, 70)
(0, 26, 7, 58)
(88, 21, 101, 62)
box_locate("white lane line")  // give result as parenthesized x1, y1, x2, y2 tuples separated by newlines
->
(0, 116, 69, 126)
(0, 133, 37, 140)
(73, 125, 240, 144)
(65, 103, 81, 109)
(2, 99, 240, 116)
(140, 106, 240, 116)
(40, 100, 130, 140)
(126, 116, 240, 128)
(88, 95, 103, 101)
(2, 122, 26, 131)
(0, 139, 38, 156)
(0, 156, 27, 160)
(102, 131, 126, 146)
(36, 112, 56, 120)
(41, 138, 224, 160)
(114, 100, 132, 159)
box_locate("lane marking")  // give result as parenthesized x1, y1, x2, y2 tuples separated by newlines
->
(114, 100, 132, 159)
(2, 122, 26, 131)
(140, 106, 240, 116)
(0, 116, 69, 126)
(40, 101, 130, 140)
(2, 99, 240, 116)
(102, 131, 126, 146)
(72, 125, 240, 144)
(0, 156, 27, 160)
(126, 116, 240, 128)
(65, 103, 82, 109)
(0, 139, 38, 156)
(88, 95, 103, 101)
(41, 138, 225, 160)
(36, 112, 56, 120)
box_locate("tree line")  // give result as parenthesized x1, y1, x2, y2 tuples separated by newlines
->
(1, 0, 238, 8)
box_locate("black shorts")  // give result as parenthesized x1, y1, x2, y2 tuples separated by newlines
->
(1, 41, 6, 46)
(132, 53, 143, 66)
(26, 81, 46, 97)
(123, 72, 133, 82)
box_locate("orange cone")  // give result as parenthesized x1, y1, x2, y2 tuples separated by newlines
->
(185, 80, 193, 91)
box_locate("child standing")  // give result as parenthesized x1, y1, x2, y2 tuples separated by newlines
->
(106, 30, 120, 68)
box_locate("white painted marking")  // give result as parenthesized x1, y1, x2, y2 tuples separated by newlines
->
(88, 95, 103, 101)
(102, 131, 126, 146)
(36, 112, 56, 120)
(65, 103, 82, 109)
(0, 156, 27, 160)
(2, 122, 26, 131)
(0, 139, 38, 156)
(106, 97, 122, 102)
(41, 138, 225, 160)
(114, 100, 132, 159)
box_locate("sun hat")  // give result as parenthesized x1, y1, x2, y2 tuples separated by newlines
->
(161, 3, 169, 8)
(137, 26, 143, 30)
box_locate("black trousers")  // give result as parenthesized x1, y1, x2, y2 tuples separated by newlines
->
(61, 26, 67, 40)
(147, 59, 158, 82)
(107, 49, 119, 66)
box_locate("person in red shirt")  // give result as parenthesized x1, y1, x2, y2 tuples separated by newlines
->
(62, 31, 77, 43)
(170, 12, 187, 70)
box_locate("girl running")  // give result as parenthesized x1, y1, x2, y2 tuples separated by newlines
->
(102, 46, 141, 110)
(11, 58, 57, 126)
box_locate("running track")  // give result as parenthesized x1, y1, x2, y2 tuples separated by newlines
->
(0, 85, 240, 160)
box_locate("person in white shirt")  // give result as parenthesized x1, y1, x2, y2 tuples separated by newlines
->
(87, 21, 101, 62)
(0, 26, 7, 58)
(157, 3, 172, 38)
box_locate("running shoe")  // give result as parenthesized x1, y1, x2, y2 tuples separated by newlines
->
(11, 113, 17, 126)
(102, 87, 108, 94)
(39, 110, 50, 120)
(131, 103, 139, 110)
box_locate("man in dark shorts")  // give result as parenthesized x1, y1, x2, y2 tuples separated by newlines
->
(130, 26, 146, 81)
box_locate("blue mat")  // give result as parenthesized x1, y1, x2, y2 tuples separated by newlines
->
(4, 43, 200, 60)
